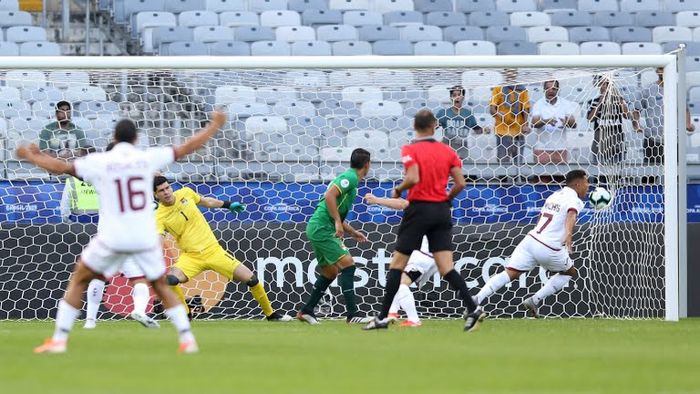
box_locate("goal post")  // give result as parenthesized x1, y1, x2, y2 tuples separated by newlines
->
(0, 55, 683, 321)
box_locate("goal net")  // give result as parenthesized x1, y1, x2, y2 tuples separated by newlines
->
(0, 56, 681, 321)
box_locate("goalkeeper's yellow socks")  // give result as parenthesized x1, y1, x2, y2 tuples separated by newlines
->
(338, 265, 357, 318)
(248, 279, 274, 317)
(170, 284, 190, 315)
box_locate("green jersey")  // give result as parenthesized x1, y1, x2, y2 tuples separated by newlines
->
(308, 168, 359, 232)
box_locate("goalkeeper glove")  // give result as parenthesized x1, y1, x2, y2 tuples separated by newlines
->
(222, 201, 245, 213)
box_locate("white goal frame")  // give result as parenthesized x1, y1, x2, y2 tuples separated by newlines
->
(0, 54, 684, 321)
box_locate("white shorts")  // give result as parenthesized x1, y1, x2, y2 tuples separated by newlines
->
(81, 237, 165, 281)
(507, 234, 574, 273)
(405, 250, 438, 287)
(120, 259, 146, 279)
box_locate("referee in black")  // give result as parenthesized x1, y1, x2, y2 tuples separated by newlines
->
(364, 109, 484, 332)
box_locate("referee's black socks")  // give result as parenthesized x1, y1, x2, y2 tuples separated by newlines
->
(379, 268, 403, 319)
(444, 269, 478, 313)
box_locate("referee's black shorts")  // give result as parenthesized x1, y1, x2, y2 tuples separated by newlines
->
(395, 200, 453, 255)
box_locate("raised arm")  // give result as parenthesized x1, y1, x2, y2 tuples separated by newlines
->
(16, 143, 76, 177)
(173, 111, 226, 161)
(364, 193, 409, 210)
(197, 195, 245, 213)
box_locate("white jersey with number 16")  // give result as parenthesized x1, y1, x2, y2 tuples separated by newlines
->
(528, 186, 584, 250)
(74, 142, 175, 252)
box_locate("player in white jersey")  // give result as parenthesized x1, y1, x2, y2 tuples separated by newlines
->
(475, 169, 589, 318)
(17, 111, 226, 353)
(365, 194, 438, 327)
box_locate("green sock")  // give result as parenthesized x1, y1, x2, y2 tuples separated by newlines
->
(302, 275, 333, 314)
(339, 265, 357, 318)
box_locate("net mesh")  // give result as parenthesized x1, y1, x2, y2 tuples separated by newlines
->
(0, 65, 668, 320)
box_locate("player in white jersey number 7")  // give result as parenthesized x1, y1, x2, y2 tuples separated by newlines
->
(475, 170, 589, 318)
(17, 111, 227, 354)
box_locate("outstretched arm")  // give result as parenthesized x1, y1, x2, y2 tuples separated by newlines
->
(364, 193, 409, 210)
(16, 144, 76, 177)
(197, 196, 245, 213)
(173, 111, 226, 161)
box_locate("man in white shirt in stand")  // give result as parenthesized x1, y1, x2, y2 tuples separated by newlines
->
(530, 80, 577, 165)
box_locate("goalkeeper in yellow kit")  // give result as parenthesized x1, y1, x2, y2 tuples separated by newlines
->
(153, 175, 292, 321)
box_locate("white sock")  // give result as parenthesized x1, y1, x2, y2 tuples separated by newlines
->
(396, 284, 419, 323)
(389, 287, 401, 315)
(131, 283, 149, 315)
(532, 274, 571, 305)
(52, 299, 81, 342)
(85, 279, 105, 322)
(164, 304, 195, 343)
(476, 271, 511, 305)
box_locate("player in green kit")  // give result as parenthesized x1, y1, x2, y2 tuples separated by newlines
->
(297, 148, 372, 325)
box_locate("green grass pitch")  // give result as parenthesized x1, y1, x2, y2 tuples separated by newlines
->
(0, 319, 698, 394)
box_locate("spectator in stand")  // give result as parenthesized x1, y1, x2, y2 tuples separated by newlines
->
(435, 85, 484, 160)
(489, 69, 530, 166)
(530, 80, 577, 165)
(39, 101, 90, 159)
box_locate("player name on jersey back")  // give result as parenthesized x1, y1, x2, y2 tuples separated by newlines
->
(528, 187, 583, 251)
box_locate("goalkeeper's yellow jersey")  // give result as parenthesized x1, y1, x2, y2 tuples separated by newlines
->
(155, 187, 220, 253)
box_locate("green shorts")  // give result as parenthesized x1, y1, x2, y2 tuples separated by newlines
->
(306, 223, 349, 266)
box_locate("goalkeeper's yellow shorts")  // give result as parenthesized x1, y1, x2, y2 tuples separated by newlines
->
(175, 246, 241, 281)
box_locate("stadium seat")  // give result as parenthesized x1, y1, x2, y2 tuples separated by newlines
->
(302, 9, 343, 25)
(579, 41, 621, 55)
(577, 0, 617, 12)
(510, 12, 550, 27)
(329, 0, 369, 10)
(147, 26, 193, 54)
(593, 11, 634, 28)
(5, 26, 47, 42)
(462, 70, 502, 86)
(289, 0, 329, 11)
(21, 87, 64, 102)
(443, 26, 484, 42)
(330, 69, 370, 86)
(549, 11, 592, 27)
(193, 26, 234, 42)
(401, 24, 442, 42)
(383, 10, 423, 26)
(688, 57, 700, 72)
(0, 87, 19, 102)
(540, 0, 577, 10)
(358, 25, 400, 42)
(341, 85, 382, 102)
(454, 40, 496, 55)
(260, 10, 301, 27)
(371, 0, 415, 13)
(414, 40, 454, 55)
(611, 27, 652, 43)
(134, 12, 176, 37)
(118, 0, 164, 24)
(290, 40, 332, 55)
(0, 0, 18, 10)
(677, 11, 700, 28)
(635, 11, 674, 28)
(426, 12, 466, 27)
(216, 86, 256, 104)
(5, 70, 46, 89)
(360, 100, 403, 118)
(161, 41, 208, 55)
(666, 0, 698, 12)
(75, 101, 120, 119)
(652, 26, 692, 43)
(467, 134, 497, 163)
(568, 26, 610, 43)
(694, 28, 700, 42)
(273, 100, 317, 116)
(528, 26, 568, 43)
(538, 41, 579, 55)
(663, 41, 700, 56)
(371, 69, 415, 88)
(495, 0, 536, 12)
(258, 87, 299, 105)
(165, 0, 205, 13)
(346, 130, 389, 149)
(619, 0, 661, 12)
(19, 41, 60, 56)
(469, 11, 508, 27)
(332, 40, 372, 55)
(621, 42, 662, 55)
(413, 0, 453, 12)
(251, 40, 291, 55)
(219, 12, 259, 27)
(48, 71, 90, 89)
(496, 41, 537, 55)
(205, 0, 247, 12)
(343, 11, 382, 26)
(209, 41, 251, 55)
(235, 26, 275, 41)
(275, 26, 316, 42)
(245, 115, 287, 135)
(485, 25, 527, 42)
(688, 71, 700, 88)
(0, 100, 32, 119)
(0, 41, 18, 55)
(456, 0, 495, 12)
(317, 25, 357, 41)
(249, 0, 289, 12)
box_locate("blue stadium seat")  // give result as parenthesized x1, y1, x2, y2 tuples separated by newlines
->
(289, 0, 329, 11)
(528, 26, 568, 42)
(150, 26, 193, 53)
(579, 41, 621, 55)
(205, 0, 247, 12)
(538, 41, 579, 55)
(496, 40, 537, 55)
(291, 40, 332, 55)
(273, 100, 317, 116)
(578, 0, 617, 12)
(540, 0, 577, 10)
(219, 12, 259, 27)
(426, 12, 466, 27)
(0, 0, 18, 10)
(162, 41, 209, 55)
(371, 0, 415, 13)
(5, 26, 47, 42)
(568, 26, 610, 43)
(331, 40, 372, 55)
(619, 0, 661, 12)
(117, 0, 164, 24)
(209, 40, 251, 55)
(635, 11, 674, 28)
(510, 11, 550, 27)
(485, 25, 527, 42)
(666, 0, 698, 12)
(456, 0, 495, 12)
(652, 26, 692, 43)
(302, 9, 343, 25)
(373, 39, 413, 55)
(549, 11, 592, 27)
(235, 26, 275, 41)
(663, 41, 700, 56)
(193, 26, 234, 42)
(249, 0, 289, 12)
(413, 0, 453, 12)
(317, 25, 358, 41)
(495, 0, 536, 12)
(260, 10, 301, 27)
(468, 11, 508, 28)
(593, 11, 634, 28)
(414, 40, 454, 55)
(177, 10, 217, 27)
(276, 26, 316, 42)
(257, 86, 299, 104)
(676, 11, 700, 28)
(0, 41, 19, 55)
(621, 42, 662, 55)
(165, 0, 205, 13)
(251, 40, 291, 55)
(133, 11, 176, 39)
(611, 26, 652, 43)
(343, 11, 383, 26)
(442, 26, 484, 42)
(383, 10, 423, 26)
(454, 40, 496, 55)
(401, 24, 442, 42)
(358, 25, 400, 42)
(329, 0, 369, 10)
(19, 41, 60, 56)
(687, 57, 700, 72)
